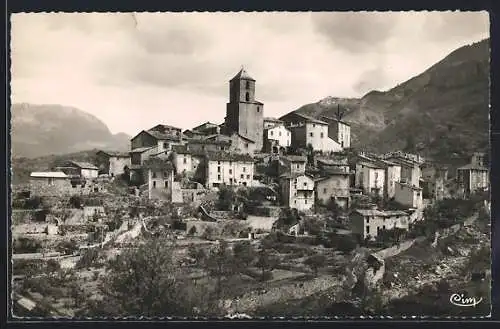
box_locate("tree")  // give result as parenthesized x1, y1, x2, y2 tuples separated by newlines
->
(55, 239, 79, 255)
(204, 240, 235, 300)
(69, 195, 83, 209)
(96, 238, 201, 317)
(255, 248, 278, 281)
(216, 185, 236, 211)
(46, 259, 61, 275)
(304, 254, 326, 277)
(188, 225, 197, 236)
(233, 241, 256, 268)
(187, 244, 207, 266)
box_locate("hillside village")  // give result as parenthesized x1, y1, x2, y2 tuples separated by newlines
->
(11, 68, 491, 317)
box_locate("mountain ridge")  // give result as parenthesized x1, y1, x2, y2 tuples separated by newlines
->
(292, 38, 490, 163)
(11, 103, 131, 158)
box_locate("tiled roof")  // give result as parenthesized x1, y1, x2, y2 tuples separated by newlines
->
(97, 150, 130, 157)
(314, 170, 351, 180)
(358, 161, 384, 169)
(457, 164, 488, 171)
(206, 151, 254, 162)
(130, 146, 154, 153)
(382, 210, 408, 216)
(146, 130, 182, 141)
(352, 209, 385, 217)
(317, 158, 348, 166)
(30, 171, 69, 178)
(149, 124, 182, 132)
(230, 68, 255, 81)
(188, 138, 231, 146)
(143, 158, 174, 171)
(192, 121, 218, 131)
(68, 161, 98, 170)
(264, 117, 284, 122)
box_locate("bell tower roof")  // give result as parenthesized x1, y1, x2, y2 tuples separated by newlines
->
(230, 67, 255, 82)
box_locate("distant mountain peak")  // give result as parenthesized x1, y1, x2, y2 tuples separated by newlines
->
(11, 103, 131, 158)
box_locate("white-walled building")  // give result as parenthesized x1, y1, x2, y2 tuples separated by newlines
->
(280, 173, 315, 211)
(263, 125, 291, 153)
(279, 113, 342, 153)
(394, 181, 423, 209)
(321, 116, 351, 149)
(355, 161, 385, 198)
(350, 209, 410, 240)
(204, 152, 255, 188)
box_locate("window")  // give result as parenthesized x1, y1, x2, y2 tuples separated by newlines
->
(320, 132, 324, 138)
(243, 167, 246, 172)
(163, 171, 169, 177)
(294, 200, 297, 204)
(218, 161, 221, 165)
(48, 178, 54, 186)
(163, 142, 168, 149)
(366, 226, 370, 234)
(303, 182, 307, 187)
(366, 217, 370, 224)
(153, 181, 156, 188)
(313, 124, 316, 128)
(229, 169, 232, 174)
(246, 81, 250, 89)
(279, 132, 282, 137)
(247, 174, 250, 179)
(296, 164, 300, 169)
(323, 188, 327, 194)
(183, 157, 187, 164)
(218, 174, 221, 180)
(218, 166, 221, 173)
(305, 200, 308, 204)
(270, 131, 274, 136)
(241, 174, 244, 179)
(245, 143, 249, 148)
(310, 132, 313, 137)
(257, 107, 260, 112)
(375, 172, 378, 179)
(245, 92, 250, 101)
(152, 172, 157, 178)
(164, 181, 168, 188)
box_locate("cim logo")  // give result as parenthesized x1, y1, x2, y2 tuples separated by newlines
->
(449, 293, 483, 307)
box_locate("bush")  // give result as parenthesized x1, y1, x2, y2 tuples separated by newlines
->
(76, 249, 102, 269)
(25, 196, 43, 209)
(69, 195, 84, 209)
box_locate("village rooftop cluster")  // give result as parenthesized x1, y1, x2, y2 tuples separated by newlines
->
(12, 68, 491, 317)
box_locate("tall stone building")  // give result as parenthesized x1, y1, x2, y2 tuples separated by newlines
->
(225, 67, 264, 151)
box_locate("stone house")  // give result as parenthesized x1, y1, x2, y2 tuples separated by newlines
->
(227, 132, 257, 154)
(224, 68, 264, 151)
(279, 155, 307, 176)
(95, 150, 131, 177)
(202, 152, 255, 189)
(421, 163, 448, 200)
(192, 121, 221, 135)
(29, 172, 71, 196)
(355, 161, 385, 197)
(185, 137, 231, 153)
(263, 125, 291, 153)
(316, 157, 350, 174)
(321, 116, 351, 149)
(385, 155, 422, 188)
(394, 181, 423, 209)
(182, 129, 206, 139)
(143, 158, 178, 201)
(350, 209, 409, 240)
(170, 145, 204, 178)
(279, 173, 315, 211)
(130, 129, 183, 153)
(314, 171, 351, 209)
(279, 112, 342, 153)
(457, 152, 489, 197)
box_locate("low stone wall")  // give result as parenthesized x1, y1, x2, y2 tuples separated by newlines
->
(182, 189, 208, 204)
(225, 275, 342, 313)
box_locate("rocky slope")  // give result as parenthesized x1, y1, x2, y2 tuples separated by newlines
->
(293, 39, 490, 163)
(11, 103, 130, 158)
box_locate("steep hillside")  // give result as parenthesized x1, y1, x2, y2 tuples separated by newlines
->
(293, 39, 490, 163)
(11, 104, 131, 158)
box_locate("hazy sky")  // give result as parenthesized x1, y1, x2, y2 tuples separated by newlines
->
(11, 12, 489, 135)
